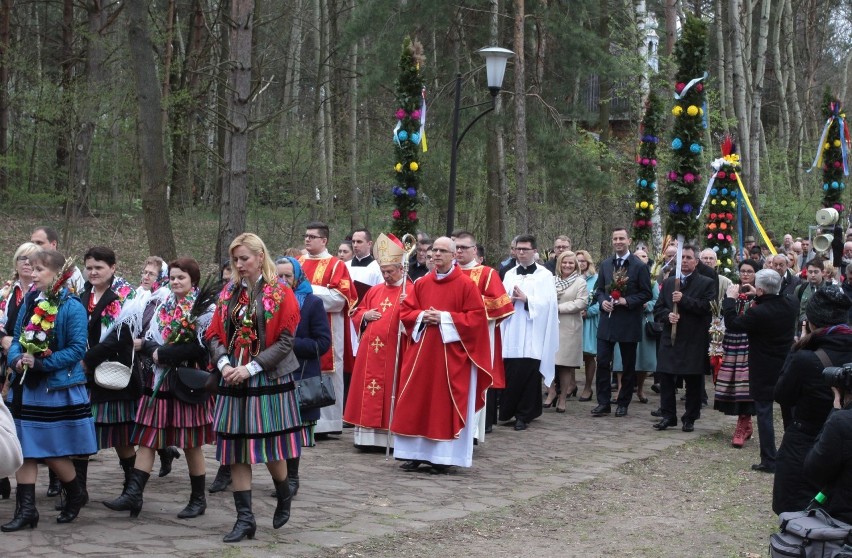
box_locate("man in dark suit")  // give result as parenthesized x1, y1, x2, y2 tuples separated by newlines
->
(591, 227, 653, 417)
(652, 245, 716, 432)
(771, 253, 800, 299)
(722, 268, 797, 473)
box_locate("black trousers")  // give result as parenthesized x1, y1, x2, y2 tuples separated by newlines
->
(499, 358, 542, 423)
(660, 372, 703, 422)
(485, 388, 500, 430)
(596, 340, 637, 407)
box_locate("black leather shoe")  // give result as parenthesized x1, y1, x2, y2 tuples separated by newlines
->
(751, 463, 775, 474)
(651, 408, 663, 417)
(615, 406, 628, 417)
(399, 460, 425, 472)
(682, 421, 695, 432)
(514, 419, 527, 431)
(590, 404, 611, 417)
(651, 383, 660, 394)
(653, 418, 677, 430)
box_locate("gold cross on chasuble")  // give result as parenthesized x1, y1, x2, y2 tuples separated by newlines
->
(366, 379, 381, 396)
(379, 297, 393, 312)
(370, 336, 385, 353)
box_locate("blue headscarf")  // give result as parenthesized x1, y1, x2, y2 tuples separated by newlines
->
(284, 256, 314, 308)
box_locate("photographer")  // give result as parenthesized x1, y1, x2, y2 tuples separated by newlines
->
(774, 285, 852, 514)
(803, 356, 852, 524)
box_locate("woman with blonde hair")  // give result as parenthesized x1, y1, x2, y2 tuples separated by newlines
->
(547, 250, 587, 412)
(207, 233, 303, 542)
(576, 250, 599, 401)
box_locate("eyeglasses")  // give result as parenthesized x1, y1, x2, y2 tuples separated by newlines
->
(739, 269, 755, 274)
(455, 245, 474, 251)
(515, 247, 533, 253)
(16, 256, 29, 263)
(141, 270, 158, 277)
(304, 234, 325, 240)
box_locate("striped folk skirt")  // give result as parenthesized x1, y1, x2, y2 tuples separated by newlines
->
(7, 379, 97, 459)
(213, 371, 302, 464)
(713, 331, 756, 416)
(92, 399, 137, 449)
(131, 369, 215, 450)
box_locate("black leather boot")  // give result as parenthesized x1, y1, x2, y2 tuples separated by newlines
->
(1, 484, 39, 531)
(208, 464, 231, 493)
(272, 478, 292, 529)
(0, 477, 10, 499)
(286, 457, 300, 498)
(102, 468, 149, 517)
(46, 468, 61, 497)
(57, 459, 89, 510)
(56, 477, 84, 523)
(158, 446, 180, 478)
(223, 490, 256, 543)
(119, 455, 137, 494)
(177, 474, 207, 519)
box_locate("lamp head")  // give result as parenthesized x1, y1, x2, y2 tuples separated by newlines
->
(478, 47, 514, 96)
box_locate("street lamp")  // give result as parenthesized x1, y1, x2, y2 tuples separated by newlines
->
(445, 46, 514, 236)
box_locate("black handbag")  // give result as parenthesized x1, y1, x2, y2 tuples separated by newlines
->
(295, 347, 335, 411)
(644, 318, 663, 339)
(173, 367, 211, 405)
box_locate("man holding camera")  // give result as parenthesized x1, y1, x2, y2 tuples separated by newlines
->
(774, 285, 852, 514)
(723, 269, 797, 473)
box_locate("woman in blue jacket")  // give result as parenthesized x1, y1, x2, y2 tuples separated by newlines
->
(2, 249, 97, 531)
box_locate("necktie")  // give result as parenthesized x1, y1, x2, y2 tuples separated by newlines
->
(617, 258, 624, 268)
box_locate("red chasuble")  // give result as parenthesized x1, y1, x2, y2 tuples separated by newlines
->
(342, 280, 411, 430)
(298, 254, 358, 372)
(391, 267, 492, 441)
(459, 264, 514, 389)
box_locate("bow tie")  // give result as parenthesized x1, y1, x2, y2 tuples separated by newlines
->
(516, 264, 536, 276)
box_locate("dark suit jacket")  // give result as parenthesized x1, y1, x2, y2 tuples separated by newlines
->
(722, 293, 797, 400)
(695, 261, 720, 298)
(594, 253, 653, 343)
(653, 273, 716, 375)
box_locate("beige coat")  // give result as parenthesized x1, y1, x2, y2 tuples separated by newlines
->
(554, 277, 588, 367)
(0, 397, 22, 477)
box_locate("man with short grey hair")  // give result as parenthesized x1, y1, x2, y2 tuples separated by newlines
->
(771, 253, 800, 298)
(722, 267, 797, 473)
(699, 248, 732, 296)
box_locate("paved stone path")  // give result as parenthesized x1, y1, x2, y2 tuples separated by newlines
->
(1, 380, 738, 557)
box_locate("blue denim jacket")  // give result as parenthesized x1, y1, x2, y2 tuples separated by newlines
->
(8, 290, 88, 389)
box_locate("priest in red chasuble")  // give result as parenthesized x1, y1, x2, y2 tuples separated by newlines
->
(392, 237, 492, 471)
(343, 233, 412, 449)
(454, 231, 514, 442)
(298, 221, 358, 434)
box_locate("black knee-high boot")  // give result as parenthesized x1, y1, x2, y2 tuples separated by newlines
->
(286, 457, 300, 497)
(177, 474, 207, 519)
(272, 478, 292, 529)
(57, 458, 89, 510)
(208, 464, 231, 493)
(119, 455, 136, 494)
(1, 484, 38, 531)
(46, 468, 61, 497)
(57, 477, 84, 523)
(102, 468, 149, 517)
(223, 490, 256, 543)
(157, 446, 180, 477)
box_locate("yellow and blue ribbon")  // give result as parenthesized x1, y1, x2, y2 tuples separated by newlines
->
(735, 174, 777, 256)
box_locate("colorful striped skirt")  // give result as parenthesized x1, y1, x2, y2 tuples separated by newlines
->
(7, 379, 97, 459)
(131, 369, 215, 449)
(713, 331, 756, 416)
(92, 399, 137, 449)
(213, 371, 302, 465)
(300, 420, 317, 448)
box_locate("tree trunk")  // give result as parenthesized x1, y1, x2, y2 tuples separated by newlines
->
(349, 35, 360, 229)
(55, 0, 73, 196)
(714, 0, 730, 127)
(0, 0, 10, 194)
(513, 0, 529, 233)
(215, 0, 254, 262)
(783, 0, 803, 195)
(126, 0, 177, 261)
(313, 0, 327, 220)
(664, 0, 677, 56)
(730, 0, 750, 179)
(485, 0, 508, 265)
(747, 0, 770, 209)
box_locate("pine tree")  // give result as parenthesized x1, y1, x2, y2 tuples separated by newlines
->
(664, 15, 708, 244)
(391, 37, 426, 237)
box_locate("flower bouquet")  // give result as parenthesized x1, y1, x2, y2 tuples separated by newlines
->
(608, 268, 628, 317)
(17, 259, 76, 385)
(708, 299, 725, 382)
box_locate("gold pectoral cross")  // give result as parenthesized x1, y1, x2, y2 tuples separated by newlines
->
(379, 297, 393, 312)
(367, 379, 381, 396)
(370, 336, 385, 353)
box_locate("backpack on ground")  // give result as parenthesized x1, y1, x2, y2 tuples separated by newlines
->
(770, 508, 852, 558)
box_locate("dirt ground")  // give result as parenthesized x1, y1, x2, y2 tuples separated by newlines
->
(311, 425, 777, 558)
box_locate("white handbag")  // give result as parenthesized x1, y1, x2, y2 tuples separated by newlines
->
(94, 347, 134, 390)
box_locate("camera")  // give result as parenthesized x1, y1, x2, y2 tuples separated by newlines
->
(822, 363, 852, 391)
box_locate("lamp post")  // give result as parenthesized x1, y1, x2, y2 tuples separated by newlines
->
(445, 46, 514, 236)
